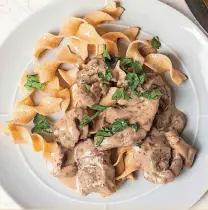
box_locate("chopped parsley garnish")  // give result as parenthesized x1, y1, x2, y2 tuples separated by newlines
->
(91, 104, 108, 111)
(79, 111, 100, 128)
(151, 36, 161, 49)
(125, 73, 145, 92)
(79, 105, 108, 128)
(103, 44, 111, 60)
(31, 114, 53, 133)
(136, 143, 142, 148)
(129, 123, 138, 132)
(95, 118, 138, 146)
(96, 136, 104, 146)
(132, 61, 143, 74)
(83, 83, 91, 90)
(120, 58, 143, 74)
(24, 74, 45, 90)
(120, 58, 133, 71)
(103, 44, 118, 67)
(98, 67, 112, 82)
(112, 88, 130, 100)
(140, 90, 162, 99)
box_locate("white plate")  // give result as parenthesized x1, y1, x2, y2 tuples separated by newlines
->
(0, 0, 208, 209)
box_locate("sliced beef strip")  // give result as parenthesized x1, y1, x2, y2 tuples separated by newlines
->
(133, 134, 183, 184)
(53, 107, 88, 148)
(74, 139, 115, 196)
(142, 151, 183, 184)
(93, 97, 159, 150)
(165, 130, 196, 168)
(143, 73, 187, 133)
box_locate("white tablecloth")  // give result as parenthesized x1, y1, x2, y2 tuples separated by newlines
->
(0, 0, 207, 209)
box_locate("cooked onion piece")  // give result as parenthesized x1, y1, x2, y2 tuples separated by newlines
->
(13, 96, 36, 125)
(144, 54, 187, 85)
(43, 76, 60, 94)
(76, 23, 105, 45)
(112, 61, 126, 87)
(34, 62, 60, 83)
(123, 27, 140, 41)
(54, 88, 70, 112)
(126, 40, 145, 64)
(8, 122, 31, 144)
(116, 149, 138, 180)
(84, 10, 114, 26)
(99, 87, 117, 106)
(19, 72, 35, 97)
(34, 96, 63, 115)
(59, 17, 86, 37)
(31, 134, 58, 160)
(58, 68, 79, 86)
(102, 32, 130, 43)
(34, 33, 63, 59)
(68, 37, 88, 60)
(56, 46, 83, 64)
(102, 2, 124, 20)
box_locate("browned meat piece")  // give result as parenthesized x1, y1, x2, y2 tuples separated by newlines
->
(94, 97, 159, 150)
(133, 135, 183, 184)
(53, 108, 88, 148)
(51, 145, 77, 178)
(142, 151, 183, 184)
(74, 139, 115, 196)
(73, 82, 102, 108)
(165, 130, 196, 168)
(143, 73, 186, 133)
(97, 127, 146, 150)
(77, 57, 106, 84)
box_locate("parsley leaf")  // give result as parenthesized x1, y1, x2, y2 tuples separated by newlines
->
(109, 119, 129, 133)
(96, 136, 104, 146)
(96, 127, 112, 137)
(132, 61, 143, 74)
(129, 123, 138, 132)
(105, 68, 112, 81)
(140, 90, 162, 99)
(120, 58, 143, 73)
(103, 44, 111, 60)
(98, 72, 105, 80)
(98, 67, 112, 82)
(79, 111, 100, 128)
(31, 114, 52, 133)
(24, 74, 45, 90)
(136, 143, 142, 148)
(84, 83, 91, 90)
(120, 58, 133, 71)
(91, 104, 108, 111)
(151, 36, 161, 49)
(95, 118, 138, 146)
(103, 44, 118, 67)
(126, 73, 145, 92)
(112, 88, 130, 100)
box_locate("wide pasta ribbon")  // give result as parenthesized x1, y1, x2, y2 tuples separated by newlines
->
(144, 53, 187, 85)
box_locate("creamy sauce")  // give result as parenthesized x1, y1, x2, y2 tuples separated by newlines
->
(59, 176, 77, 190)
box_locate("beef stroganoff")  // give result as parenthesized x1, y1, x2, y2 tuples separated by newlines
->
(1, 1, 196, 196)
